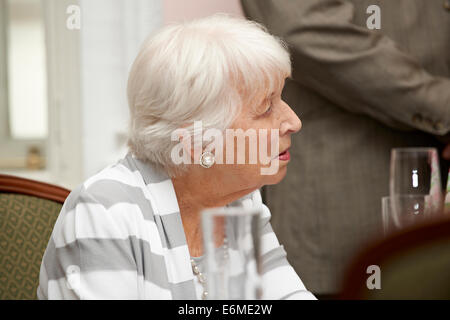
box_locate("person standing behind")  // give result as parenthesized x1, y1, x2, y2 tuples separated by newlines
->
(240, 0, 450, 298)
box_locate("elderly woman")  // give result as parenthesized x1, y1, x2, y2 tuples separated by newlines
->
(37, 14, 315, 300)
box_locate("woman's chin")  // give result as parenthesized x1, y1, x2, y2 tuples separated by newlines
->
(264, 165, 288, 185)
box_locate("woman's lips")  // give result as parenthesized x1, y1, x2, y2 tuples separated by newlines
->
(278, 149, 290, 161)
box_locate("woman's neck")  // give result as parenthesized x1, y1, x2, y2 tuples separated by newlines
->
(171, 167, 257, 257)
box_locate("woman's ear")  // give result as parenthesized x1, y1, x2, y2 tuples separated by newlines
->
(172, 121, 219, 166)
(182, 133, 200, 165)
(175, 127, 203, 165)
(170, 127, 194, 165)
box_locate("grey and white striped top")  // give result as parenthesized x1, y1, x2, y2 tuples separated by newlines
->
(37, 152, 315, 300)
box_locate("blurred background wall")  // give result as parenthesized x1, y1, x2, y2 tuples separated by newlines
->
(164, 0, 243, 24)
(0, 0, 243, 189)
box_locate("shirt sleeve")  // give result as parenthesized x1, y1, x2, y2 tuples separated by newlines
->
(37, 188, 141, 300)
(253, 190, 316, 300)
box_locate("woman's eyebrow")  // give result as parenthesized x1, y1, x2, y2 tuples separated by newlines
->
(258, 90, 277, 107)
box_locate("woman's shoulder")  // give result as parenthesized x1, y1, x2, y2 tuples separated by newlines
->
(73, 159, 146, 202)
(50, 161, 161, 249)
(62, 158, 157, 224)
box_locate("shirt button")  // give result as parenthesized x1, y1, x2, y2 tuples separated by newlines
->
(444, 0, 450, 11)
(412, 113, 423, 124)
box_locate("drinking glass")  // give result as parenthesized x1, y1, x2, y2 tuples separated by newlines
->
(382, 195, 433, 235)
(201, 206, 262, 300)
(389, 148, 443, 214)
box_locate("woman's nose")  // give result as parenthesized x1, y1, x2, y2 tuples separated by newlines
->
(280, 103, 302, 135)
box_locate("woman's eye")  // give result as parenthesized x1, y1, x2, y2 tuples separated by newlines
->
(263, 102, 273, 115)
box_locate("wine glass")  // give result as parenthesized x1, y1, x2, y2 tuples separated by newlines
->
(201, 206, 262, 300)
(389, 148, 443, 215)
(382, 195, 433, 235)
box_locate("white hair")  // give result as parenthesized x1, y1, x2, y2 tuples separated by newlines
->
(126, 13, 291, 176)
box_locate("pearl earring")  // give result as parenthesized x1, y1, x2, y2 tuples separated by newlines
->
(200, 151, 215, 168)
